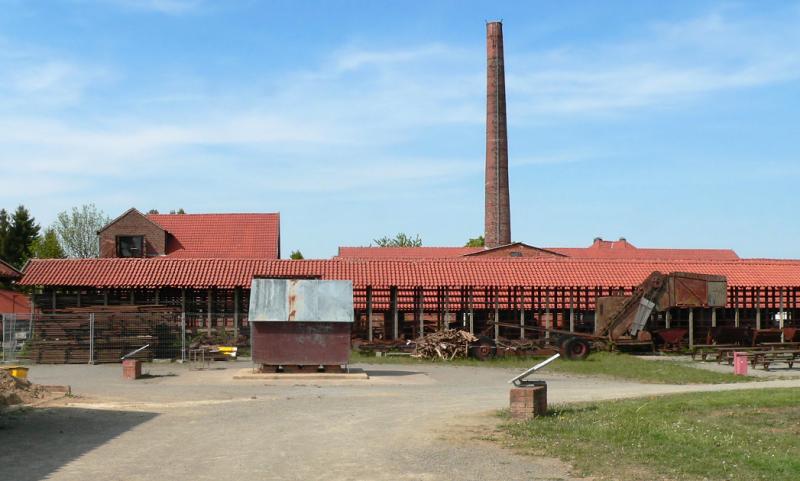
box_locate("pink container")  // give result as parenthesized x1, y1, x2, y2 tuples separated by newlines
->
(733, 352, 748, 376)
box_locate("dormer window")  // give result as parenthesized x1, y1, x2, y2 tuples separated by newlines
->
(117, 236, 144, 258)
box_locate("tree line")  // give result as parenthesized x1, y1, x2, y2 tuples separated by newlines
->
(0, 204, 111, 269)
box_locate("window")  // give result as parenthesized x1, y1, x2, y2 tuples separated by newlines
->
(117, 236, 144, 258)
(509, 251, 523, 257)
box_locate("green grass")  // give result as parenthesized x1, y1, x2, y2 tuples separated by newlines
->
(350, 350, 753, 384)
(500, 388, 800, 481)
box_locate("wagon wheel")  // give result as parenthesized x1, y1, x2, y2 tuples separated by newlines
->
(560, 337, 591, 361)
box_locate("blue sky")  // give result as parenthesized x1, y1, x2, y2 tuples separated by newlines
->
(1, 1, 799, 259)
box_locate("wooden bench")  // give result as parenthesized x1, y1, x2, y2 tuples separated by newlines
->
(750, 350, 800, 370)
(690, 344, 739, 362)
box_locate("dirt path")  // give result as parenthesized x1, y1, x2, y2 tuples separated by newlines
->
(2, 362, 798, 481)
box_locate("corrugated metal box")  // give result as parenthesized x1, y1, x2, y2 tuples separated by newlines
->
(249, 279, 354, 368)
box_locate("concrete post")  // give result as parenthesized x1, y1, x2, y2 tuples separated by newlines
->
(366, 286, 373, 342)
(689, 309, 695, 349)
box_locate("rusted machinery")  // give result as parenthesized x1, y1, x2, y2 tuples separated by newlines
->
(481, 271, 727, 360)
(249, 278, 354, 372)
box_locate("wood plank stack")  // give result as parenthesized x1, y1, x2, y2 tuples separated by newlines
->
(413, 329, 477, 360)
(22, 307, 181, 364)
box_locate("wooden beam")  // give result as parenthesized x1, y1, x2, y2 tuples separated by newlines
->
(494, 288, 499, 341)
(734, 307, 740, 328)
(418, 287, 424, 337)
(780, 288, 785, 343)
(207, 288, 212, 335)
(569, 288, 575, 333)
(711, 308, 717, 328)
(756, 289, 761, 330)
(468, 287, 474, 335)
(234, 287, 240, 339)
(103, 288, 109, 306)
(391, 286, 398, 340)
(689, 309, 695, 349)
(519, 287, 525, 340)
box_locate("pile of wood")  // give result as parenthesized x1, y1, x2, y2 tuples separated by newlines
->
(51, 304, 180, 314)
(413, 329, 477, 360)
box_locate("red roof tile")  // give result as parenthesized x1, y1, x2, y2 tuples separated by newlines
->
(337, 247, 483, 258)
(0, 258, 22, 280)
(19, 257, 800, 290)
(147, 213, 280, 259)
(337, 239, 739, 261)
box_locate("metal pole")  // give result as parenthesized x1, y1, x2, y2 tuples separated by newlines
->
(2, 315, 6, 362)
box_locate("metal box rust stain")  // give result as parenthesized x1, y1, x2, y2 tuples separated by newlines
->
(249, 279, 354, 366)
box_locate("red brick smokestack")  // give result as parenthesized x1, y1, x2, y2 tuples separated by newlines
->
(484, 21, 511, 248)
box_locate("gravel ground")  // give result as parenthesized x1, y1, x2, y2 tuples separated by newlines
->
(2, 361, 799, 481)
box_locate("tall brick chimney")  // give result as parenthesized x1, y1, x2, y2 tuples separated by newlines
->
(484, 21, 511, 248)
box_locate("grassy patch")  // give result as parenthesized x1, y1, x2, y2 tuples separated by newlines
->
(350, 350, 752, 384)
(500, 388, 800, 481)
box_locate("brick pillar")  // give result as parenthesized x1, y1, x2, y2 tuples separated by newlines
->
(484, 21, 511, 248)
(510, 384, 547, 419)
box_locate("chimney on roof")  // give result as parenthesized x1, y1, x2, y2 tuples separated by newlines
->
(484, 21, 511, 249)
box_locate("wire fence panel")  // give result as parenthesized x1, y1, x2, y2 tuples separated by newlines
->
(15, 312, 248, 364)
(1, 313, 34, 363)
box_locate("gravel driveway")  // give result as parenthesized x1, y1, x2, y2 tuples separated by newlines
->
(2, 361, 799, 481)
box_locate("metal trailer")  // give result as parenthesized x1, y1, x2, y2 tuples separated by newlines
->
(248, 279, 354, 372)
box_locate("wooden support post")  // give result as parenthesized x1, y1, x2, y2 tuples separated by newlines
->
(207, 288, 213, 335)
(665, 310, 671, 329)
(181, 288, 187, 322)
(154, 288, 160, 305)
(519, 287, 526, 340)
(569, 288, 575, 333)
(103, 289, 109, 306)
(756, 290, 761, 330)
(734, 308, 740, 328)
(711, 308, 717, 328)
(234, 287, 240, 339)
(545, 292, 551, 339)
(391, 286, 399, 340)
(468, 288, 474, 335)
(51, 289, 57, 310)
(418, 287, 424, 338)
(130, 289, 135, 305)
(689, 309, 695, 349)
(76, 290, 81, 308)
(494, 288, 500, 341)
(780, 289, 785, 343)
(444, 287, 450, 330)
(366, 286, 373, 342)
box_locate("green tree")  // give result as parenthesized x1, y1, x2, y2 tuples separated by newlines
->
(169, 208, 186, 214)
(147, 209, 159, 214)
(464, 235, 485, 247)
(0, 209, 9, 262)
(54, 203, 111, 258)
(290, 250, 304, 260)
(373, 233, 422, 247)
(3, 205, 40, 268)
(32, 227, 66, 259)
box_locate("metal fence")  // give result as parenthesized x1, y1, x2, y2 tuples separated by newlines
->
(1, 313, 34, 363)
(1, 312, 249, 364)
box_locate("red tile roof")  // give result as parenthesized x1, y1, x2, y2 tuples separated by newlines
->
(337, 239, 739, 261)
(19, 257, 800, 290)
(0, 258, 22, 280)
(0, 288, 33, 313)
(336, 247, 481, 258)
(147, 213, 280, 259)
(547, 238, 739, 261)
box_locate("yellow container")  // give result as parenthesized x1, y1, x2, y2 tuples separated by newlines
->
(1, 366, 29, 379)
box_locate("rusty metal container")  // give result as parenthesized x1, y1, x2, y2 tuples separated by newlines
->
(249, 279, 354, 368)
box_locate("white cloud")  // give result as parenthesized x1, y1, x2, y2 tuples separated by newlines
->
(95, 0, 202, 14)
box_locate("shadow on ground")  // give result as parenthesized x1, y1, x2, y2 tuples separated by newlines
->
(0, 406, 157, 481)
(364, 369, 421, 377)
